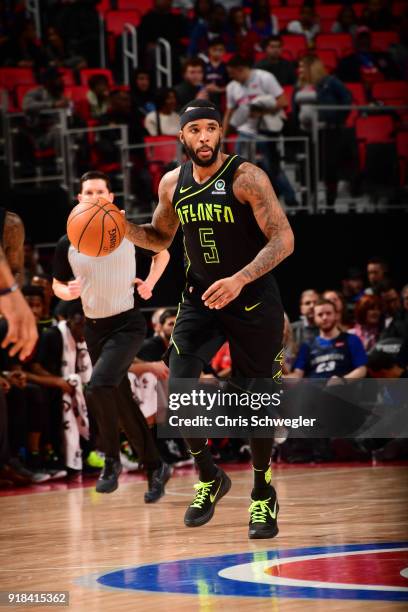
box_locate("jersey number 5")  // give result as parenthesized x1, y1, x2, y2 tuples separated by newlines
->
(199, 228, 219, 264)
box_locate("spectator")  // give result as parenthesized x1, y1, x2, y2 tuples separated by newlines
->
(86, 74, 110, 119)
(190, 0, 214, 27)
(250, 0, 279, 39)
(2, 18, 46, 69)
(255, 35, 297, 86)
(151, 307, 166, 335)
(291, 289, 319, 347)
(361, 0, 394, 32)
(44, 25, 87, 70)
(224, 55, 298, 206)
(188, 3, 228, 56)
(138, 309, 177, 363)
(332, 6, 359, 38)
(130, 69, 156, 121)
(366, 256, 389, 294)
(401, 284, 408, 315)
(349, 294, 382, 352)
(23, 240, 44, 286)
(292, 298, 367, 380)
(336, 27, 401, 83)
(101, 89, 145, 145)
(342, 267, 365, 316)
(200, 37, 228, 106)
(174, 57, 208, 109)
(227, 6, 260, 61)
(287, 4, 320, 45)
(323, 289, 349, 330)
(283, 312, 297, 374)
(31, 274, 56, 330)
(211, 342, 231, 378)
(292, 55, 353, 207)
(22, 67, 70, 114)
(138, 0, 189, 79)
(145, 88, 179, 136)
(53, 0, 100, 67)
(376, 280, 406, 341)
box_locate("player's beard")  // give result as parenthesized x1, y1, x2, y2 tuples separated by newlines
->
(184, 137, 221, 167)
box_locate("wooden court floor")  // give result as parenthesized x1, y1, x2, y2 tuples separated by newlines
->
(0, 463, 407, 611)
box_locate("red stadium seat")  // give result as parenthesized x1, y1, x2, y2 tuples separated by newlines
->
(15, 84, 37, 110)
(315, 33, 353, 57)
(282, 84, 294, 114)
(273, 7, 300, 29)
(96, 0, 110, 14)
(118, 0, 153, 11)
(79, 69, 114, 87)
(371, 31, 399, 53)
(315, 49, 338, 73)
(65, 86, 89, 103)
(392, 1, 407, 17)
(352, 3, 364, 18)
(320, 19, 336, 34)
(0, 67, 35, 90)
(355, 115, 394, 168)
(281, 34, 307, 59)
(345, 82, 367, 127)
(372, 81, 408, 106)
(105, 10, 141, 35)
(396, 131, 408, 185)
(317, 4, 342, 20)
(59, 68, 75, 87)
(144, 136, 178, 194)
(284, 0, 303, 5)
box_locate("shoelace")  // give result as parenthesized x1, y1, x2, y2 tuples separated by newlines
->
(248, 498, 272, 523)
(190, 480, 214, 509)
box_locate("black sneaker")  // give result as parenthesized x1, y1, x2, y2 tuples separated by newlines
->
(144, 462, 172, 503)
(248, 494, 279, 539)
(184, 468, 231, 527)
(95, 457, 122, 493)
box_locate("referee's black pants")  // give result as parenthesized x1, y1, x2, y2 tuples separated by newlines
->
(84, 308, 160, 469)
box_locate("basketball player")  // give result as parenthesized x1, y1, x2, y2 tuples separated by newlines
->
(124, 100, 294, 538)
(52, 171, 172, 501)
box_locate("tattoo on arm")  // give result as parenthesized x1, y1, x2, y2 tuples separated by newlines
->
(125, 172, 180, 251)
(234, 163, 294, 284)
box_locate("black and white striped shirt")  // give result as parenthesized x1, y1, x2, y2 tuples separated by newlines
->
(53, 235, 152, 319)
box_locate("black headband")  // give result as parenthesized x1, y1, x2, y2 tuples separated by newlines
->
(180, 106, 222, 129)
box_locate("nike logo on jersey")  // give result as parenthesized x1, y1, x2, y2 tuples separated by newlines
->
(180, 185, 192, 194)
(245, 302, 262, 312)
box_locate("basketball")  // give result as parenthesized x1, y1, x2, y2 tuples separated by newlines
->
(67, 197, 126, 257)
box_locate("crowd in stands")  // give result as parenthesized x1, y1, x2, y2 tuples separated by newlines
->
(1, 234, 407, 491)
(0, 0, 407, 208)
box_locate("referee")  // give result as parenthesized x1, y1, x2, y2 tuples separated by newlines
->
(52, 170, 172, 501)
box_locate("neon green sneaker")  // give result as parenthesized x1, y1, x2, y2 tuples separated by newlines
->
(184, 468, 231, 527)
(86, 450, 105, 469)
(248, 495, 279, 539)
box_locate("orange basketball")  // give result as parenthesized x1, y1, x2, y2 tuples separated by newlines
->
(67, 197, 126, 257)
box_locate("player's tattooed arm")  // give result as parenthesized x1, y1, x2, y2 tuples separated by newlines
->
(233, 163, 294, 285)
(3, 212, 25, 286)
(125, 169, 180, 252)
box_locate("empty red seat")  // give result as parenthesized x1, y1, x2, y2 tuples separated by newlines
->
(355, 115, 394, 168)
(118, 0, 152, 11)
(315, 49, 338, 72)
(105, 10, 140, 35)
(59, 68, 75, 87)
(144, 135, 178, 194)
(273, 7, 300, 29)
(316, 33, 353, 57)
(317, 4, 342, 20)
(371, 31, 399, 52)
(79, 69, 114, 87)
(65, 86, 89, 103)
(392, 1, 407, 17)
(282, 84, 294, 114)
(345, 82, 367, 127)
(372, 81, 408, 105)
(281, 34, 307, 59)
(0, 68, 35, 90)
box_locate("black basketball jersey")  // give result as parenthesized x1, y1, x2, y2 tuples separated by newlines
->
(172, 155, 270, 291)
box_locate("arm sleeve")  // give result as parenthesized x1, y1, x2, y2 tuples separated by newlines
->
(347, 334, 368, 368)
(144, 112, 157, 136)
(263, 71, 283, 98)
(292, 343, 310, 372)
(226, 83, 236, 110)
(53, 235, 74, 282)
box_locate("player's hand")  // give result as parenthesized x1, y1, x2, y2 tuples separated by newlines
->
(147, 361, 169, 380)
(8, 370, 27, 388)
(0, 289, 38, 360)
(202, 275, 245, 309)
(134, 278, 153, 300)
(0, 376, 10, 393)
(68, 277, 82, 299)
